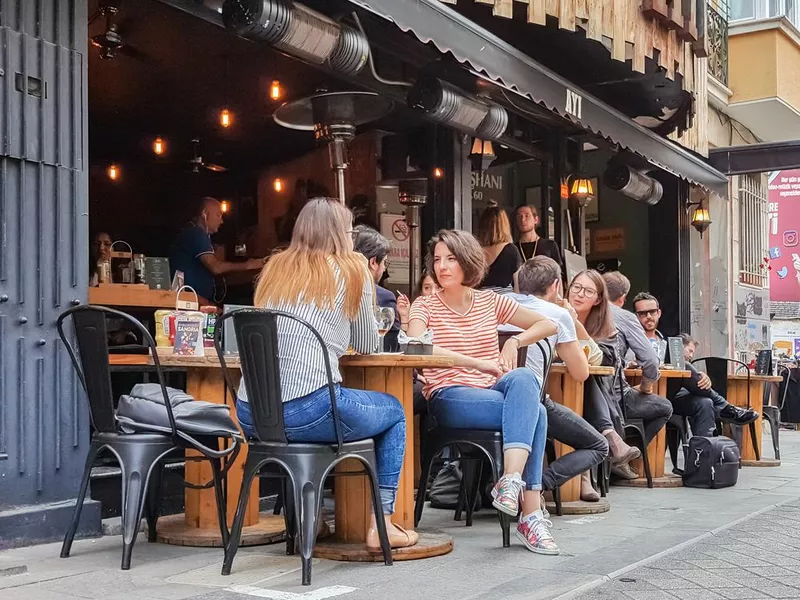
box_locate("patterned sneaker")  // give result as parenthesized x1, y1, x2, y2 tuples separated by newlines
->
(491, 473, 524, 516)
(516, 513, 561, 555)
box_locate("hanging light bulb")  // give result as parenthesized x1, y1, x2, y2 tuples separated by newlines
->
(270, 80, 283, 101)
(107, 163, 120, 181)
(273, 178, 284, 192)
(153, 137, 165, 156)
(220, 200, 230, 214)
(220, 108, 233, 128)
(433, 167, 444, 179)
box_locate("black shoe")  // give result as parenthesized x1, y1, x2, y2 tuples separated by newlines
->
(720, 405, 759, 426)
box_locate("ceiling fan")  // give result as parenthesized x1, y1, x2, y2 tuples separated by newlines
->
(190, 139, 228, 173)
(88, 1, 150, 62)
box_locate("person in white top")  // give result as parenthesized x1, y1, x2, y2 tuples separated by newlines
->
(502, 256, 608, 502)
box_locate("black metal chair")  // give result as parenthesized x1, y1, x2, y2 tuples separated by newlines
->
(691, 357, 760, 461)
(415, 339, 552, 545)
(57, 305, 240, 570)
(215, 308, 392, 586)
(762, 365, 791, 460)
(619, 395, 653, 488)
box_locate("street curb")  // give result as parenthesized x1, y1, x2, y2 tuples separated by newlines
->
(549, 496, 798, 600)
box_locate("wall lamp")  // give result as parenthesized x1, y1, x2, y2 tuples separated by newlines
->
(687, 199, 712, 238)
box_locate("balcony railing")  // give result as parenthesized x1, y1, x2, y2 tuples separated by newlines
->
(708, 1, 730, 85)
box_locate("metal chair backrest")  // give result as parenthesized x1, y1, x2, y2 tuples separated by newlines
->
(691, 356, 751, 408)
(56, 305, 178, 436)
(774, 364, 793, 411)
(215, 308, 344, 451)
(536, 339, 553, 403)
(497, 331, 529, 367)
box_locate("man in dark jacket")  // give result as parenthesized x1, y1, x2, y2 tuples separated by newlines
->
(353, 225, 399, 351)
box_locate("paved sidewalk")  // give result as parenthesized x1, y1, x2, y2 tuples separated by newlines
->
(2, 429, 800, 600)
(574, 500, 800, 600)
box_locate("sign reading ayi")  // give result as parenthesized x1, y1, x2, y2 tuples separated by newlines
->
(768, 170, 800, 302)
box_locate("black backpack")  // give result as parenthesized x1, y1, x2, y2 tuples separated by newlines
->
(681, 436, 740, 489)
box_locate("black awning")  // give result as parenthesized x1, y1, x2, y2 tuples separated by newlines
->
(709, 141, 800, 175)
(349, 0, 729, 196)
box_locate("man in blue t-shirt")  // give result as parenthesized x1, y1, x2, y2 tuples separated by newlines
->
(169, 197, 263, 303)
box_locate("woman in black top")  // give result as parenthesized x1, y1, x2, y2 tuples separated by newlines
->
(514, 205, 564, 272)
(476, 206, 522, 293)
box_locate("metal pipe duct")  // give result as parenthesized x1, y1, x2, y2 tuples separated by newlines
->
(603, 165, 663, 205)
(408, 79, 508, 140)
(221, 0, 369, 75)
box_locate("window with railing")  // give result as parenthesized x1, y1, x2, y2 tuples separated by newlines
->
(708, 1, 730, 85)
(730, 0, 800, 28)
(737, 174, 769, 287)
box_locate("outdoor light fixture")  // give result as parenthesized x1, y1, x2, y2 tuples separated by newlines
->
(273, 178, 284, 192)
(270, 80, 283, 101)
(222, 0, 369, 76)
(220, 200, 230, 213)
(687, 199, 712, 238)
(107, 163, 120, 181)
(153, 137, 165, 156)
(220, 108, 233, 128)
(569, 176, 595, 207)
(603, 165, 663, 205)
(409, 79, 508, 141)
(470, 138, 497, 172)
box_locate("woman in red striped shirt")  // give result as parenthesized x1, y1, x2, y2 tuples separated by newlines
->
(405, 230, 560, 555)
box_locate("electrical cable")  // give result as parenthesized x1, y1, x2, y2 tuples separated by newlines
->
(351, 12, 412, 88)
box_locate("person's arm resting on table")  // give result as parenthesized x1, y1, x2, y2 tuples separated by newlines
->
(620, 310, 660, 393)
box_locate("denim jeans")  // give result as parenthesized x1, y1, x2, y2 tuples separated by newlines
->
(235, 385, 405, 515)
(624, 389, 673, 444)
(428, 368, 547, 491)
(541, 397, 609, 491)
(671, 392, 718, 437)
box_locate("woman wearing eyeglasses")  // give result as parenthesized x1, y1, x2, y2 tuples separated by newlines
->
(566, 270, 643, 473)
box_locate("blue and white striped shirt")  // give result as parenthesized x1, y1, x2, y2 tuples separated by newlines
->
(238, 262, 379, 403)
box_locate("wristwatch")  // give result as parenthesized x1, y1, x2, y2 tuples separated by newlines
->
(510, 335, 522, 347)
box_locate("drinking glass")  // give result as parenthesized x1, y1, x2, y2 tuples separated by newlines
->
(374, 306, 395, 353)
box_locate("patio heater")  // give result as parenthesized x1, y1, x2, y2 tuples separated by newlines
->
(397, 178, 428, 295)
(273, 90, 393, 203)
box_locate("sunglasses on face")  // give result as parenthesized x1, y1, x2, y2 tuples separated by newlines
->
(570, 283, 598, 299)
(636, 309, 660, 318)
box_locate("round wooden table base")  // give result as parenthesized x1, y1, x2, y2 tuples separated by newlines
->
(613, 473, 683, 488)
(313, 532, 454, 562)
(546, 498, 610, 515)
(742, 458, 781, 467)
(156, 513, 286, 548)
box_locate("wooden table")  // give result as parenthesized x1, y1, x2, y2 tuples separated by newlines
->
(545, 364, 615, 514)
(724, 373, 783, 467)
(618, 368, 691, 488)
(315, 354, 455, 561)
(109, 352, 455, 559)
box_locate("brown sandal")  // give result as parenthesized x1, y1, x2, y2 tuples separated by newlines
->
(366, 524, 420, 550)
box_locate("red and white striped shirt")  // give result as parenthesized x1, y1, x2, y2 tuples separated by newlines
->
(409, 290, 520, 398)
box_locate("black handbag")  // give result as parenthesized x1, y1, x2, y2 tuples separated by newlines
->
(681, 436, 740, 489)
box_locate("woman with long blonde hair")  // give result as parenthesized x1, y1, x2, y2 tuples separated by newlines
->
(237, 197, 417, 551)
(476, 206, 522, 293)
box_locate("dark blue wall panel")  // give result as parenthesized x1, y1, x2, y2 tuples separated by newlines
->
(0, 0, 95, 546)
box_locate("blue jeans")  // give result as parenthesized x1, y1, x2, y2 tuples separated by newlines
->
(429, 368, 547, 491)
(236, 385, 405, 515)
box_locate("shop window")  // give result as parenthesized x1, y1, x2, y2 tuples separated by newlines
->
(737, 174, 769, 287)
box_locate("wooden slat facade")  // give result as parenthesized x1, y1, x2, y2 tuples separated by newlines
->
(439, 0, 708, 153)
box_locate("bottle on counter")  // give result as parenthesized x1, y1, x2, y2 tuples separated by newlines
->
(96, 260, 112, 285)
(133, 254, 146, 285)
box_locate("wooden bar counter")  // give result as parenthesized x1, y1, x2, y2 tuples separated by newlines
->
(619, 368, 690, 488)
(90, 284, 200, 309)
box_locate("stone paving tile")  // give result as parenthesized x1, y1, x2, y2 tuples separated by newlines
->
(713, 589, 770, 599)
(758, 584, 800, 599)
(667, 589, 727, 600)
(621, 592, 678, 600)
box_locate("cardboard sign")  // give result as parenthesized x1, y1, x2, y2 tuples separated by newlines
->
(592, 227, 626, 253)
(145, 257, 171, 290)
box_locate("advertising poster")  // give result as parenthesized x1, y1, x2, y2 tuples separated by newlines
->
(768, 171, 800, 301)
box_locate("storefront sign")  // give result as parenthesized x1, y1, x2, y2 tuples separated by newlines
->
(565, 88, 583, 119)
(380, 213, 411, 285)
(592, 227, 625, 253)
(768, 170, 800, 302)
(471, 169, 505, 204)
